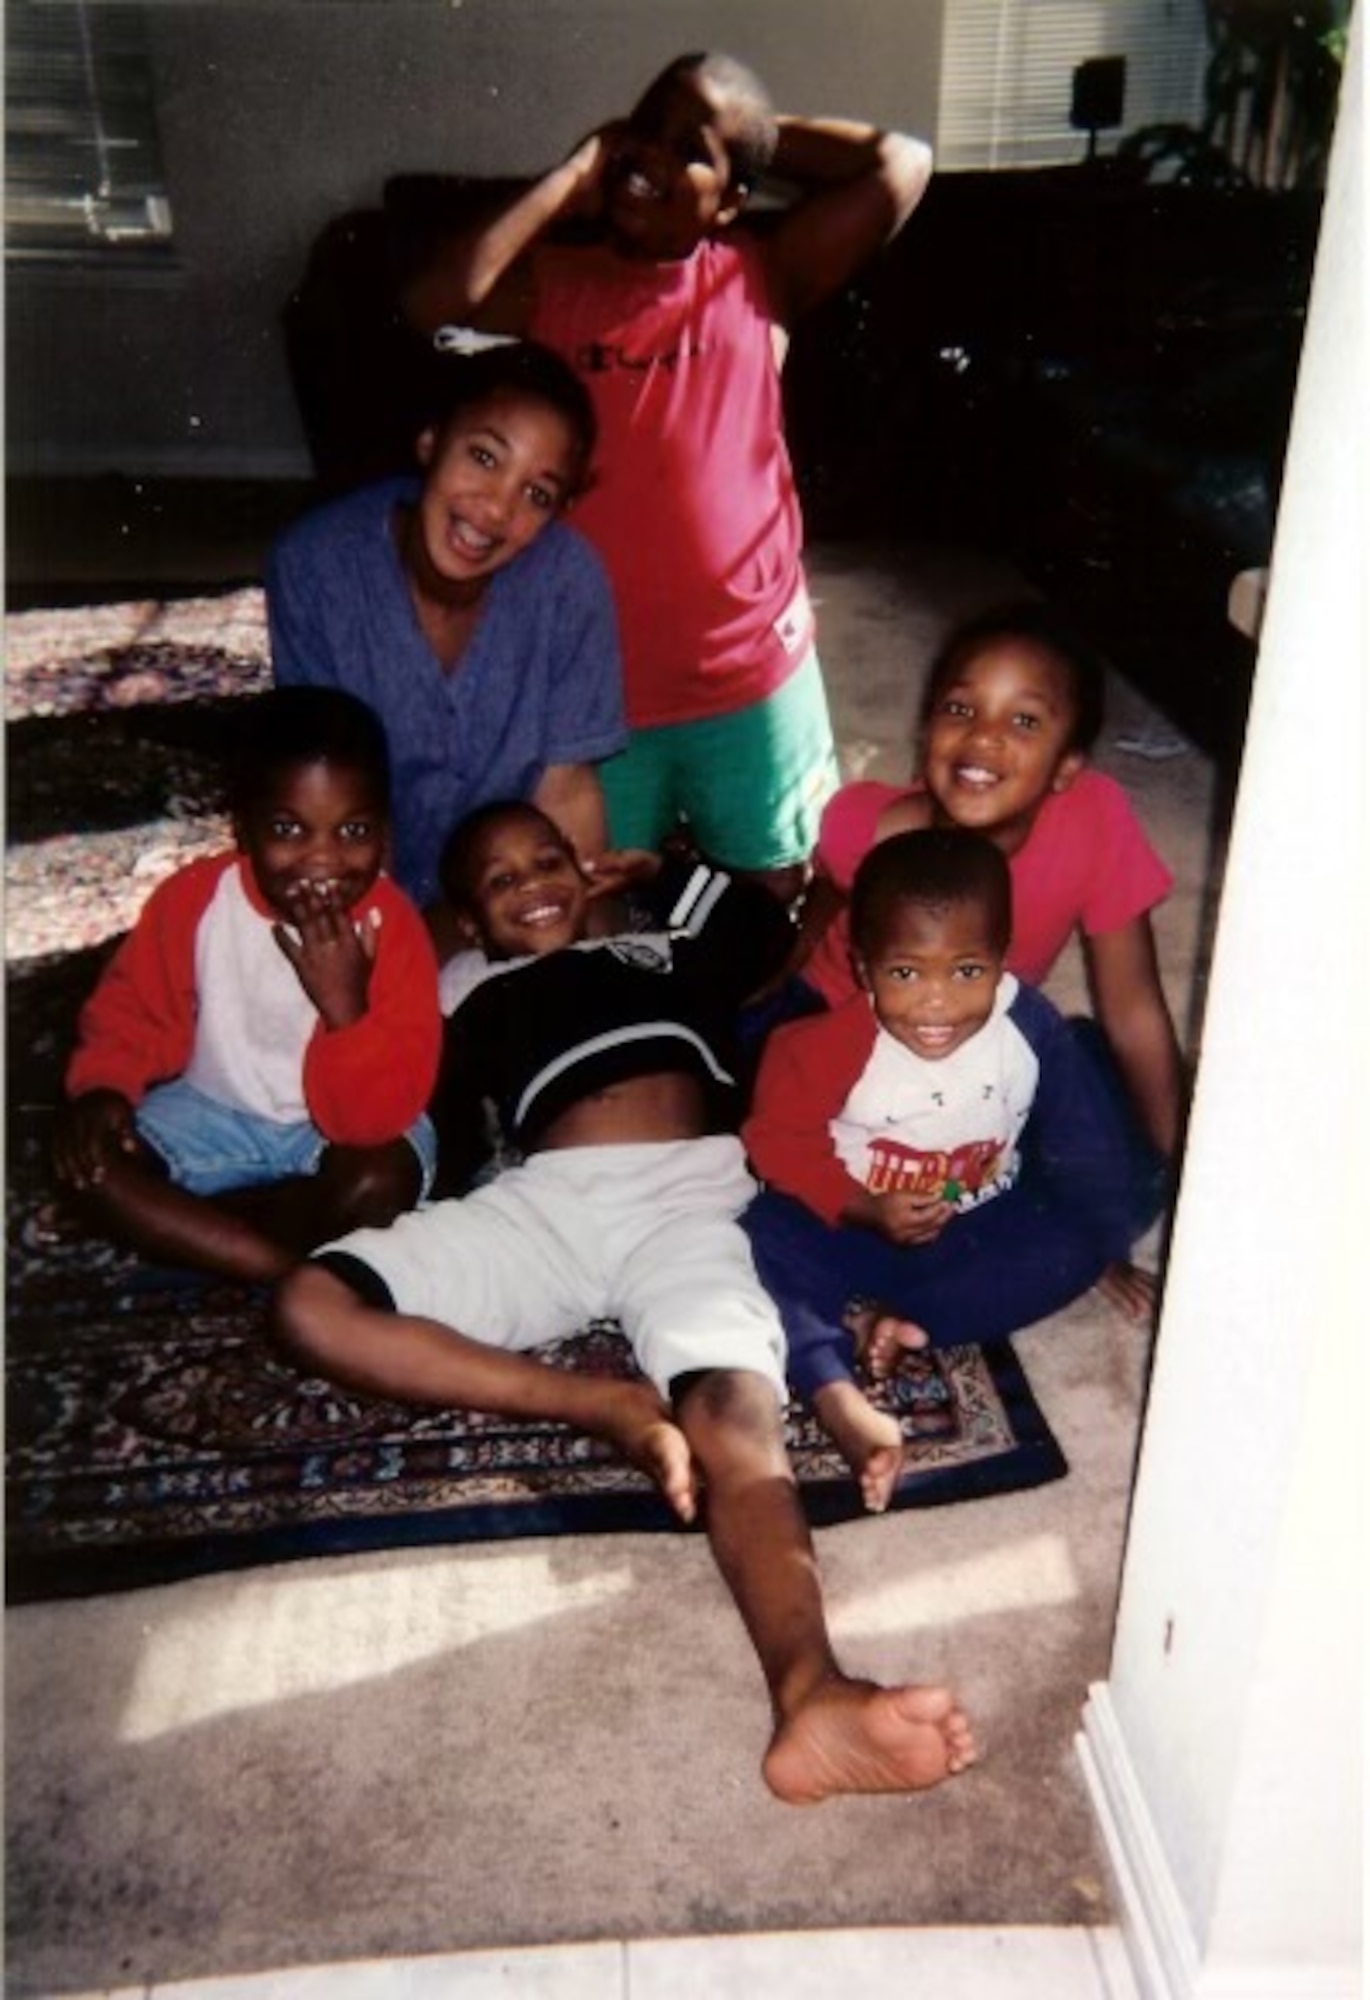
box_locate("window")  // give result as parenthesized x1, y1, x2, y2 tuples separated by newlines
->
(5, 0, 174, 260)
(937, 0, 1211, 170)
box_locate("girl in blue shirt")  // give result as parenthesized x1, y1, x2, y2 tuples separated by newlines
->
(268, 341, 627, 954)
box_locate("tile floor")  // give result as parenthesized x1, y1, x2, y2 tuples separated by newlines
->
(61, 1926, 1142, 1999)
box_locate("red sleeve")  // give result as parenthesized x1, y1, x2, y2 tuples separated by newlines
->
(742, 1000, 877, 1226)
(64, 855, 228, 1105)
(301, 878, 442, 1146)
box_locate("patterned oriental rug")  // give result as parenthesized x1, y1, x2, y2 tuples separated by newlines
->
(5, 595, 1067, 1604)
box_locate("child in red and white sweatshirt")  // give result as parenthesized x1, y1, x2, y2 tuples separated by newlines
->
(744, 828, 1138, 1512)
(55, 687, 441, 1283)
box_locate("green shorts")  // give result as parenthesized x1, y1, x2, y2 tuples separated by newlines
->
(600, 649, 839, 872)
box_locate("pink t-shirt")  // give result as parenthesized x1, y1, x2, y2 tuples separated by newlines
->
(805, 769, 1174, 1006)
(529, 235, 812, 728)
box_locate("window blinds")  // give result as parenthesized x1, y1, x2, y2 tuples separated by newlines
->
(5, 0, 173, 259)
(937, 0, 1211, 171)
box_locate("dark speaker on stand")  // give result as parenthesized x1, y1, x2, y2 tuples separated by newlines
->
(1070, 56, 1127, 160)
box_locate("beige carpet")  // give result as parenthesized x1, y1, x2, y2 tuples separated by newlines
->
(4, 539, 1224, 1995)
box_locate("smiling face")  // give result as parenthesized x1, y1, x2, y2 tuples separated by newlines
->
(604, 69, 748, 261)
(236, 759, 386, 922)
(454, 808, 590, 960)
(857, 896, 1004, 1061)
(921, 638, 1086, 855)
(409, 388, 584, 600)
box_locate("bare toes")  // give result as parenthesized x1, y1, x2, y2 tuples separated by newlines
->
(637, 1419, 697, 1524)
(865, 1315, 929, 1380)
(764, 1677, 975, 1804)
(603, 1388, 697, 1523)
(859, 1443, 904, 1514)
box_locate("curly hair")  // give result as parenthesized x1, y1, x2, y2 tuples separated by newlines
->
(918, 600, 1107, 755)
(229, 686, 390, 814)
(850, 828, 1012, 961)
(659, 51, 779, 191)
(423, 339, 598, 477)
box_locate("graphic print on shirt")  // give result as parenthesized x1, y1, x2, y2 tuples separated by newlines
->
(606, 937, 673, 974)
(829, 990, 1038, 1215)
(862, 1133, 1011, 1207)
(574, 337, 714, 374)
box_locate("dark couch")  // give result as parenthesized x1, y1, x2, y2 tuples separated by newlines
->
(779, 161, 1321, 762)
(282, 161, 1322, 765)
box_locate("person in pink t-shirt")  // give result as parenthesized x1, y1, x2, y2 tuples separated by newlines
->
(788, 603, 1185, 1320)
(403, 51, 932, 902)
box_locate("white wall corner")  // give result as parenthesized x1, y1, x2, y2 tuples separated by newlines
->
(1078, 1684, 1201, 2000)
(1079, 1688, 1363, 2000)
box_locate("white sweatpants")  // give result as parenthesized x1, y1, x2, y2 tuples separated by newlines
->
(322, 1135, 787, 1403)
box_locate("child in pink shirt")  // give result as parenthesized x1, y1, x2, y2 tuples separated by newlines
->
(403, 51, 932, 901)
(790, 603, 1184, 1317)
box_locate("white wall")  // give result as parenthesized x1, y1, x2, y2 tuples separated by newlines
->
(6, 0, 944, 477)
(1080, 17, 1364, 1990)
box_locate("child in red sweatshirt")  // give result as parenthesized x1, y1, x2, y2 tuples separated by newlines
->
(55, 687, 441, 1282)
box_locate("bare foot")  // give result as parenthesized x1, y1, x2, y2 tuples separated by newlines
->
(763, 1676, 977, 1805)
(594, 1380, 697, 1523)
(1096, 1258, 1157, 1323)
(856, 1435, 905, 1514)
(813, 1381, 906, 1514)
(845, 1302, 929, 1381)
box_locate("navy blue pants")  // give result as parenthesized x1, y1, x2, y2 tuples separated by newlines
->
(743, 1020, 1168, 1402)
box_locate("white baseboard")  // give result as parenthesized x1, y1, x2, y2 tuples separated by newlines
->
(1078, 1687, 1360, 2000)
(1078, 1684, 1201, 2000)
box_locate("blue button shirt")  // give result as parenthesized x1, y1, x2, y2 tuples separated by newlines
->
(267, 477, 626, 908)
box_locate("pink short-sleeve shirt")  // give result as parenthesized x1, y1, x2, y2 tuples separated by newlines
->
(805, 769, 1173, 1005)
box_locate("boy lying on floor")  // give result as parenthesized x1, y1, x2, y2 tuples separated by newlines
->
(275, 800, 976, 1802)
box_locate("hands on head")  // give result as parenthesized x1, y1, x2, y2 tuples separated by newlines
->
(560, 121, 633, 218)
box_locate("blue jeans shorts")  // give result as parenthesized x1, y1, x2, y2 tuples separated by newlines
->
(135, 1079, 438, 1200)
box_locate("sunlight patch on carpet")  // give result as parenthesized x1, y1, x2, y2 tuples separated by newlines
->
(117, 1552, 635, 1743)
(6, 819, 234, 960)
(5, 588, 270, 719)
(833, 1531, 1080, 1636)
